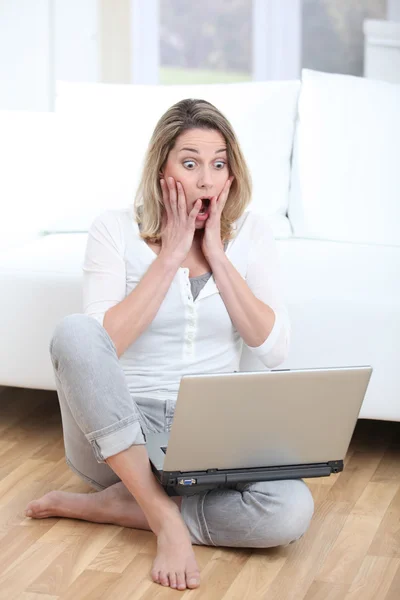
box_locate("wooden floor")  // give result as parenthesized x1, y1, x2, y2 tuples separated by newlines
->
(0, 387, 399, 600)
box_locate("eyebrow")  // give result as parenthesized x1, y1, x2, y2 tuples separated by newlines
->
(178, 147, 227, 155)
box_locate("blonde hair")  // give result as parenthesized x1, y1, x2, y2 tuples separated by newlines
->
(133, 98, 252, 245)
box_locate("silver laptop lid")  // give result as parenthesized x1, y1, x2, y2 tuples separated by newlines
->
(163, 366, 372, 472)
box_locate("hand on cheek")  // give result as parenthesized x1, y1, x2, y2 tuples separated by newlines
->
(201, 176, 234, 260)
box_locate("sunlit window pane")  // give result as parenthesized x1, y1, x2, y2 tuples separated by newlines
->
(159, 0, 253, 84)
(302, 0, 387, 76)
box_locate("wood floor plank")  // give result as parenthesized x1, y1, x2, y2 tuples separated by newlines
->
(371, 441, 400, 484)
(304, 474, 341, 508)
(351, 481, 400, 518)
(220, 550, 287, 600)
(314, 513, 383, 585)
(303, 581, 350, 600)
(0, 537, 67, 600)
(0, 459, 57, 505)
(87, 527, 154, 573)
(27, 521, 121, 596)
(314, 480, 399, 585)
(32, 435, 66, 463)
(19, 593, 59, 600)
(0, 398, 62, 481)
(0, 523, 56, 577)
(57, 569, 120, 600)
(325, 451, 385, 506)
(384, 562, 400, 600)
(343, 556, 399, 600)
(367, 484, 400, 558)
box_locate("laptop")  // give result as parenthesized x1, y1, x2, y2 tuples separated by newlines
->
(146, 365, 373, 496)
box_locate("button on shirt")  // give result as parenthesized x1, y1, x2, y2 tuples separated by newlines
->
(82, 206, 291, 403)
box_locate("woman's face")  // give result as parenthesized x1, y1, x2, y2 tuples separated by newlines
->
(160, 128, 230, 229)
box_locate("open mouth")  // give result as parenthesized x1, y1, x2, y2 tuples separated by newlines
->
(198, 198, 211, 214)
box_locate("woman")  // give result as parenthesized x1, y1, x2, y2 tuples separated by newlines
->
(25, 99, 314, 592)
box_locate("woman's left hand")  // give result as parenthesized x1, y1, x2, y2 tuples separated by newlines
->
(201, 176, 234, 262)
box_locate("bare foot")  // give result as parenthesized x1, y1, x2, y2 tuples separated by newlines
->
(151, 510, 201, 591)
(24, 482, 181, 530)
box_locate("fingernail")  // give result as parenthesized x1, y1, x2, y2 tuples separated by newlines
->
(26, 509, 32, 517)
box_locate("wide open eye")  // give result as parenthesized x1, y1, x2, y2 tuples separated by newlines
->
(183, 161, 196, 169)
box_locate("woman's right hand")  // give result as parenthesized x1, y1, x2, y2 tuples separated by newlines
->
(159, 176, 202, 263)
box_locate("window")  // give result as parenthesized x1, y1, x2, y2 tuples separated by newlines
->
(159, 0, 253, 84)
(302, 0, 387, 76)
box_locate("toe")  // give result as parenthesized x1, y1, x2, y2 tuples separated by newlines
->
(151, 569, 160, 584)
(187, 570, 200, 589)
(176, 571, 186, 590)
(25, 501, 39, 517)
(159, 572, 169, 587)
(169, 572, 177, 589)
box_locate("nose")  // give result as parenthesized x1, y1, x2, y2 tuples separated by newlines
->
(197, 168, 214, 191)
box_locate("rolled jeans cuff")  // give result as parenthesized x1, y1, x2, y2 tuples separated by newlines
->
(85, 414, 146, 463)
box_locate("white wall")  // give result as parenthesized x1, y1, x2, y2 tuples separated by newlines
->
(0, 0, 53, 111)
(0, 0, 100, 111)
(252, 0, 301, 81)
(0, 0, 142, 111)
(388, 0, 400, 21)
(54, 0, 99, 84)
(99, 0, 131, 83)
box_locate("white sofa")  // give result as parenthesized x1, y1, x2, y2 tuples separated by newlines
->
(0, 69, 398, 421)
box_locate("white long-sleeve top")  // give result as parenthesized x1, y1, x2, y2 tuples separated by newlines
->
(82, 206, 291, 403)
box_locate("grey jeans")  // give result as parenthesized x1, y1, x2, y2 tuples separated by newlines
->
(49, 313, 315, 548)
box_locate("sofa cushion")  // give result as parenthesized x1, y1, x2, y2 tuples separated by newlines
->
(41, 79, 300, 232)
(288, 69, 400, 247)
